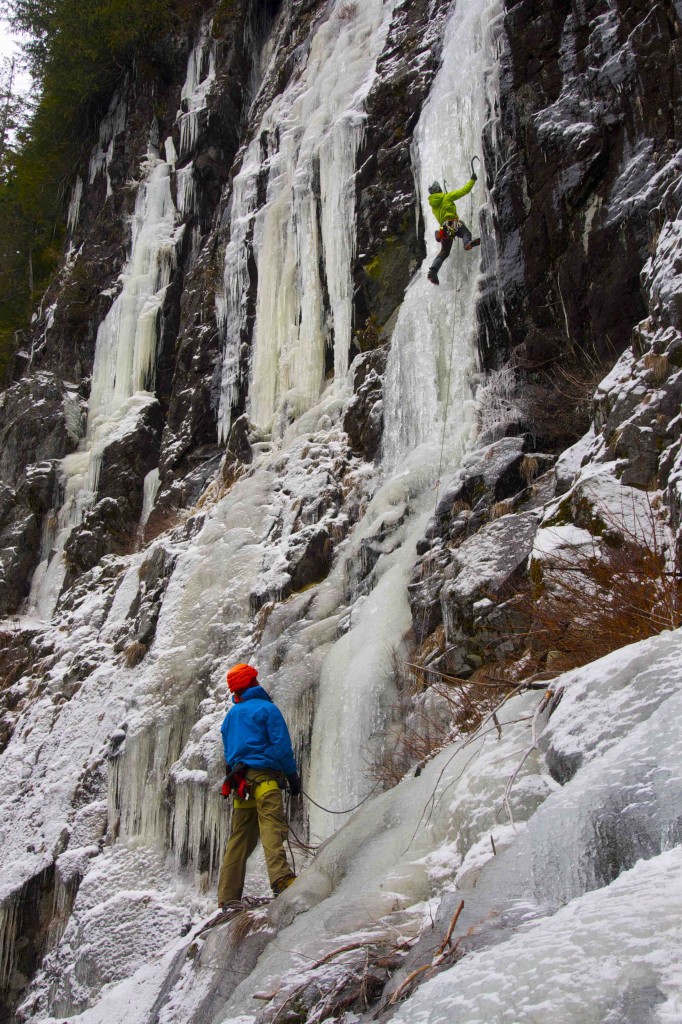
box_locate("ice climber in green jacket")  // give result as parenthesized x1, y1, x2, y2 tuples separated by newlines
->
(426, 174, 480, 285)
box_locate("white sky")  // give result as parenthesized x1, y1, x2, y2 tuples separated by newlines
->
(1, 19, 34, 94)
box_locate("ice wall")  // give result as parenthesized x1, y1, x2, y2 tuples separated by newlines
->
(217, 0, 395, 439)
(306, 0, 500, 836)
(382, 0, 501, 474)
(25, 25, 216, 620)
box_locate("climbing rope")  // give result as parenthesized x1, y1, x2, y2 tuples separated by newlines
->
(301, 783, 380, 815)
(417, 156, 481, 657)
(284, 783, 383, 871)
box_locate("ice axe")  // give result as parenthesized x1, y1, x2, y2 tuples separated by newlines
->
(470, 155, 480, 179)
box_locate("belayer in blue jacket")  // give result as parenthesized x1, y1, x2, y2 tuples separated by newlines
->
(217, 663, 300, 908)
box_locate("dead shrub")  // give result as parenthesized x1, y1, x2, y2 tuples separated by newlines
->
(353, 312, 381, 351)
(643, 351, 668, 384)
(337, 1, 358, 21)
(364, 660, 517, 787)
(364, 698, 452, 787)
(124, 640, 148, 668)
(515, 345, 615, 452)
(515, 499, 681, 672)
(143, 506, 185, 545)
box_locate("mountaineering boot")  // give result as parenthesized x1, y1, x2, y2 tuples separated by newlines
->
(463, 238, 481, 251)
(427, 268, 439, 285)
(272, 874, 296, 896)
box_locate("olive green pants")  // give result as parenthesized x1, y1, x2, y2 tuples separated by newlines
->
(217, 768, 292, 904)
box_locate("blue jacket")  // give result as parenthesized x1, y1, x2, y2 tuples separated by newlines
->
(221, 685, 297, 776)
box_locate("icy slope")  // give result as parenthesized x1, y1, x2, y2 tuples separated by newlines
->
(21, 625, 682, 1024)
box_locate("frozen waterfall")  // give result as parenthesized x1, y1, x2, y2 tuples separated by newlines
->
(25, 26, 215, 620)
(382, 0, 497, 475)
(306, 0, 500, 838)
(217, 0, 396, 438)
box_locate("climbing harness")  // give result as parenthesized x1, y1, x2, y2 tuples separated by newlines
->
(223, 767, 282, 806)
(435, 217, 461, 244)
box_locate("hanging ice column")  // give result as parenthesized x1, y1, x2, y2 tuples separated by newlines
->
(27, 154, 184, 619)
(86, 154, 183, 479)
(217, 0, 395, 439)
(177, 20, 216, 159)
(382, 0, 501, 474)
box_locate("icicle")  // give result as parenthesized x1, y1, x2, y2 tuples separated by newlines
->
(66, 177, 83, 235)
(88, 91, 127, 187)
(170, 776, 228, 889)
(177, 22, 217, 160)
(139, 467, 161, 533)
(164, 136, 178, 168)
(175, 165, 197, 219)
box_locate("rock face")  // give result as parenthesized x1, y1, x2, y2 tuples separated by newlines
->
(480, 0, 682, 370)
(0, 375, 83, 614)
(64, 399, 163, 579)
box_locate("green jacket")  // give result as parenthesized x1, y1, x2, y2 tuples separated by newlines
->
(428, 178, 476, 225)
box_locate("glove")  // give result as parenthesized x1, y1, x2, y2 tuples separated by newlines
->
(221, 763, 233, 798)
(287, 772, 301, 796)
(471, 172, 477, 182)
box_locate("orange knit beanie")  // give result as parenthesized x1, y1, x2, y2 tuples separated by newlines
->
(226, 663, 258, 693)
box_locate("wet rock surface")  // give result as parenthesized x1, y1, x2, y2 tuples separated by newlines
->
(483, 0, 682, 369)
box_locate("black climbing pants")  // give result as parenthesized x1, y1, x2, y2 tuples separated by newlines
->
(429, 218, 473, 276)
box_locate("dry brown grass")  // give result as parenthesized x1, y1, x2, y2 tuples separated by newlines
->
(643, 351, 669, 384)
(491, 499, 514, 520)
(365, 656, 516, 787)
(123, 640, 148, 668)
(524, 534, 681, 670)
(520, 455, 540, 486)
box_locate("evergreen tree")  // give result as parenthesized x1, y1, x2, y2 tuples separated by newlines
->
(0, 0, 205, 384)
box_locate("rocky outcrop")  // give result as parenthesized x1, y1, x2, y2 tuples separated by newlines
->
(481, 0, 682, 372)
(343, 347, 387, 461)
(408, 435, 554, 663)
(64, 399, 163, 579)
(0, 375, 82, 614)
